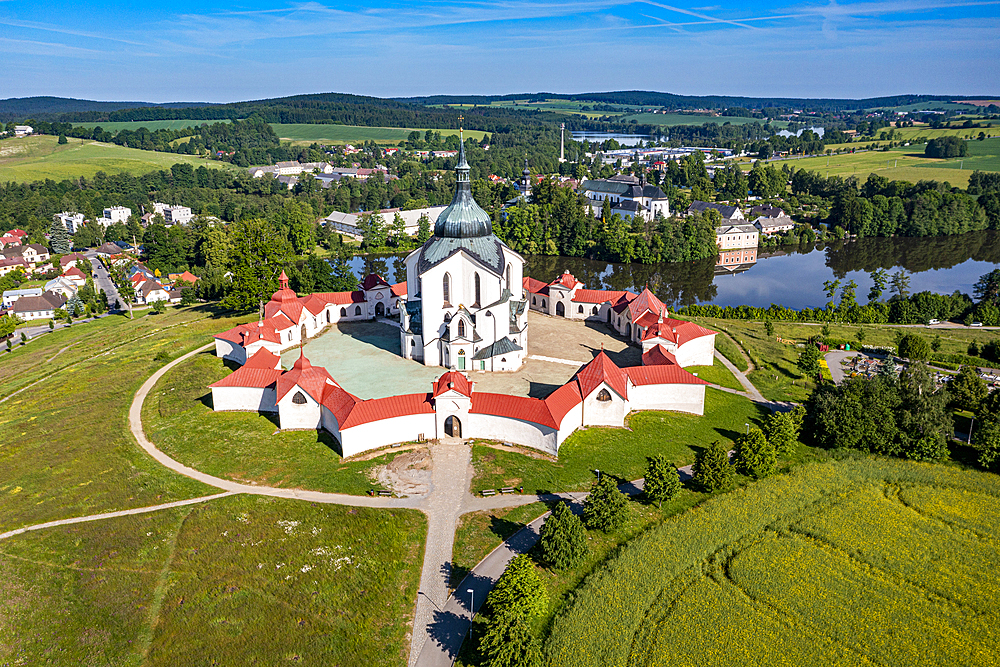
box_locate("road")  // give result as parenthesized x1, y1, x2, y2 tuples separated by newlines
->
(84, 250, 122, 308)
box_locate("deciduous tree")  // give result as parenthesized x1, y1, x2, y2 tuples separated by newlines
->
(692, 440, 734, 492)
(733, 427, 777, 478)
(221, 217, 291, 315)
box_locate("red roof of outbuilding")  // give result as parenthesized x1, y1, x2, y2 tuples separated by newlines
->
(209, 358, 283, 389)
(63, 266, 85, 279)
(549, 271, 581, 290)
(360, 274, 389, 290)
(543, 381, 583, 425)
(334, 391, 435, 429)
(391, 282, 407, 297)
(575, 351, 629, 400)
(276, 352, 336, 402)
(433, 371, 472, 398)
(624, 365, 709, 386)
(628, 288, 665, 320)
(522, 276, 549, 295)
(642, 344, 678, 366)
(59, 252, 85, 266)
(471, 393, 559, 429)
(312, 291, 366, 305)
(611, 291, 639, 314)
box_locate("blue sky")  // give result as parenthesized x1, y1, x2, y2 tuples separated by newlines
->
(1, 0, 997, 102)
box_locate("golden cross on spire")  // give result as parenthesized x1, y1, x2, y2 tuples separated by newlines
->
(457, 114, 464, 125)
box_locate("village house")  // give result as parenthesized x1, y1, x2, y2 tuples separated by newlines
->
(752, 215, 796, 235)
(14, 126, 33, 137)
(59, 253, 87, 271)
(580, 175, 670, 221)
(716, 223, 760, 249)
(12, 291, 66, 320)
(687, 200, 745, 221)
(0, 257, 29, 276)
(2, 287, 43, 309)
(44, 276, 79, 298)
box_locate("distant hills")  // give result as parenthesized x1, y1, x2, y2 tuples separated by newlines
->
(1, 91, 995, 125)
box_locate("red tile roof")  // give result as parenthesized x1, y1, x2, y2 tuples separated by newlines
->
(433, 371, 472, 398)
(59, 252, 86, 266)
(244, 347, 282, 369)
(301, 294, 330, 316)
(63, 266, 85, 279)
(549, 271, 581, 290)
(471, 393, 559, 429)
(624, 365, 709, 386)
(543, 381, 583, 425)
(573, 289, 630, 304)
(311, 291, 366, 306)
(628, 288, 665, 320)
(276, 351, 336, 402)
(641, 317, 716, 346)
(522, 276, 549, 295)
(265, 286, 304, 323)
(611, 291, 639, 314)
(209, 349, 283, 389)
(360, 273, 389, 290)
(642, 344, 678, 366)
(170, 270, 199, 284)
(391, 282, 407, 297)
(338, 392, 435, 429)
(575, 351, 629, 400)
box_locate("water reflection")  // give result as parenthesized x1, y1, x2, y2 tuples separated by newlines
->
(348, 230, 1000, 311)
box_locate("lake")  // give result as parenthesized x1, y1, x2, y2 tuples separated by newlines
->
(347, 231, 1000, 311)
(569, 132, 659, 146)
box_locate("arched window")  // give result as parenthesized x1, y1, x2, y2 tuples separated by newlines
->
(542, 299, 546, 309)
(592, 306, 599, 315)
(443, 273, 451, 306)
(474, 273, 481, 306)
(578, 305, 584, 313)
(354, 305, 362, 316)
(326, 311, 330, 323)
(505, 264, 511, 291)
(458, 320, 466, 338)
(596, 389, 612, 402)
(340, 307, 346, 317)
(292, 391, 308, 405)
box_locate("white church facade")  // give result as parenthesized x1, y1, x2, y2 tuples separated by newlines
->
(398, 135, 528, 372)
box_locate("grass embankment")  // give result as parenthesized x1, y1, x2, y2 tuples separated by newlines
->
(143, 351, 401, 494)
(684, 357, 743, 391)
(451, 502, 548, 587)
(469, 389, 783, 495)
(714, 331, 749, 372)
(691, 318, 1000, 403)
(272, 124, 488, 145)
(0, 135, 238, 183)
(545, 458, 1000, 666)
(0, 494, 425, 666)
(0, 307, 253, 532)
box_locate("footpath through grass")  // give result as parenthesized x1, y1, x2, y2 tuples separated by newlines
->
(0, 306, 251, 532)
(0, 494, 425, 667)
(143, 350, 398, 494)
(469, 388, 770, 495)
(545, 458, 1000, 667)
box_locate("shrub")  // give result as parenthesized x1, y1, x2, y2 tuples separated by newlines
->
(692, 440, 734, 492)
(583, 475, 629, 532)
(483, 554, 547, 622)
(539, 502, 588, 571)
(898, 333, 930, 361)
(733, 427, 777, 479)
(643, 454, 681, 507)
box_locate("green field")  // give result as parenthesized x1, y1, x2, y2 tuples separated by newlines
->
(621, 112, 788, 128)
(0, 494, 425, 666)
(143, 350, 404, 495)
(73, 119, 229, 132)
(762, 138, 1000, 189)
(271, 124, 488, 145)
(0, 135, 238, 183)
(545, 458, 1000, 667)
(469, 389, 772, 494)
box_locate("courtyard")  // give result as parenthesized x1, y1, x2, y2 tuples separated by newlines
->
(280, 310, 642, 399)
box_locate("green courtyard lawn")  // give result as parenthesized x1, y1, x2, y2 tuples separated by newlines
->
(685, 357, 742, 391)
(0, 305, 253, 532)
(451, 502, 548, 587)
(0, 135, 238, 183)
(469, 389, 772, 495)
(143, 350, 402, 494)
(0, 494, 426, 667)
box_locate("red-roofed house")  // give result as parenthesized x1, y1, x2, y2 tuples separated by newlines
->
(209, 349, 284, 412)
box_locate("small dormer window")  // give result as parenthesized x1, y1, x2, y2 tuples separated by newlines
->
(292, 391, 307, 405)
(596, 389, 612, 402)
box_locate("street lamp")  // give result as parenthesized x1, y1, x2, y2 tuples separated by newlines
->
(744, 422, 750, 435)
(467, 588, 475, 637)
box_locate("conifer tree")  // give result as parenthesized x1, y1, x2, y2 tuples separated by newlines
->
(49, 217, 72, 254)
(479, 614, 543, 667)
(539, 502, 587, 570)
(643, 454, 681, 507)
(483, 554, 548, 622)
(583, 474, 629, 532)
(693, 440, 734, 492)
(733, 427, 777, 479)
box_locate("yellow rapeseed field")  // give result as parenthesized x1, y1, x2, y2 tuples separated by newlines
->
(545, 459, 1000, 667)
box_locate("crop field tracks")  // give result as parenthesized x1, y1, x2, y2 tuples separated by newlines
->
(546, 458, 1000, 667)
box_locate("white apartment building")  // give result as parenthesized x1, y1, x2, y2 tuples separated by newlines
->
(54, 212, 86, 234)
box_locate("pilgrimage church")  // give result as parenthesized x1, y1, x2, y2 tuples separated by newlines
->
(397, 132, 528, 372)
(209, 131, 719, 458)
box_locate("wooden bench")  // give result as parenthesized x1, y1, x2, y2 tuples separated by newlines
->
(377, 490, 392, 497)
(481, 489, 497, 497)
(500, 487, 517, 494)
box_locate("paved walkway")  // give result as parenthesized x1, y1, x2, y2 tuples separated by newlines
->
(714, 349, 766, 403)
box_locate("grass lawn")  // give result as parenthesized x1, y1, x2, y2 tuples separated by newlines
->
(686, 357, 742, 390)
(451, 502, 548, 588)
(143, 350, 402, 494)
(544, 458, 1000, 667)
(272, 124, 488, 145)
(715, 331, 749, 372)
(469, 389, 771, 495)
(0, 494, 426, 667)
(0, 306, 254, 532)
(0, 135, 238, 183)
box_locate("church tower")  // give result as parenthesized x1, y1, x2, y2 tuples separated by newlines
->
(399, 123, 528, 372)
(521, 158, 531, 195)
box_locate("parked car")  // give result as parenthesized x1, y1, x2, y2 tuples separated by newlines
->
(928, 319, 940, 325)
(971, 322, 983, 327)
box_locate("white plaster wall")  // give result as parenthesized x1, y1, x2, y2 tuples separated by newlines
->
(629, 383, 705, 415)
(466, 413, 557, 456)
(340, 413, 436, 457)
(215, 338, 246, 365)
(277, 389, 323, 430)
(435, 394, 471, 435)
(675, 334, 716, 367)
(554, 402, 584, 449)
(580, 385, 628, 427)
(211, 386, 277, 412)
